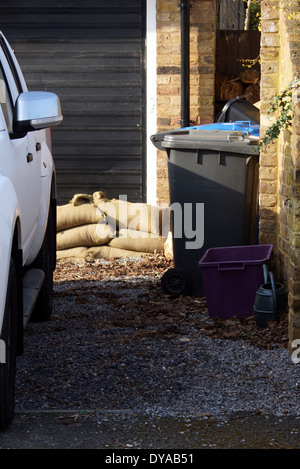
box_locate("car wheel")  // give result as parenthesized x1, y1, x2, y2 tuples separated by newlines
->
(0, 258, 18, 431)
(30, 204, 55, 322)
(161, 268, 192, 295)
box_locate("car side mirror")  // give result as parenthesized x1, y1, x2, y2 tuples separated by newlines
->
(13, 91, 63, 133)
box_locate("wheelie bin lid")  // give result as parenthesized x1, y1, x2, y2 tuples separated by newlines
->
(150, 121, 259, 151)
(160, 129, 259, 155)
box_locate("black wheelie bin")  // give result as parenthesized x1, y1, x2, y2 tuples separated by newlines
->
(151, 127, 260, 297)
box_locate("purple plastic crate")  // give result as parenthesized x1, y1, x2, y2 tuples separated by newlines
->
(198, 245, 273, 318)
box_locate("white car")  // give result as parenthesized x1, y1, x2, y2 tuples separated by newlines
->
(0, 31, 62, 430)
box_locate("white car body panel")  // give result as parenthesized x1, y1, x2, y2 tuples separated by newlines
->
(0, 30, 62, 332)
(0, 30, 62, 431)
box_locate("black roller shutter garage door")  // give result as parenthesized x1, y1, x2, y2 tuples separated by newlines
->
(0, 0, 146, 204)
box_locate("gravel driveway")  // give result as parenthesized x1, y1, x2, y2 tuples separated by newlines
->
(10, 254, 300, 448)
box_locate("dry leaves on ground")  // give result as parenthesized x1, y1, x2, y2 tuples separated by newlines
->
(54, 253, 289, 350)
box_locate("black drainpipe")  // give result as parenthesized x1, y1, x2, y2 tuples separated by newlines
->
(178, 0, 191, 128)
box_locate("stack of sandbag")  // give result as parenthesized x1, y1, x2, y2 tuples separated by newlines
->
(56, 191, 171, 262)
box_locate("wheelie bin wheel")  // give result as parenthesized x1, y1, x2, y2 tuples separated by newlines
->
(161, 268, 192, 295)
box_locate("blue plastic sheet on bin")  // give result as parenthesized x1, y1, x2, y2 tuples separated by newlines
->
(183, 121, 260, 136)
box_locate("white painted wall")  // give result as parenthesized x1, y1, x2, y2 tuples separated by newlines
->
(146, 0, 157, 205)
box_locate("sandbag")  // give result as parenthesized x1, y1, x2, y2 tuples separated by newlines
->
(96, 198, 170, 236)
(58, 193, 171, 236)
(57, 222, 116, 250)
(56, 245, 148, 262)
(56, 246, 88, 261)
(85, 245, 148, 259)
(108, 229, 166, 253)
(69, 191, 107, 206)
(57, 204, 105, 231)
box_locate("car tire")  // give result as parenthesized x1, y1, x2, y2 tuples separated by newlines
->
(30, 203, 55, 322)
(0, 258, 18, 431)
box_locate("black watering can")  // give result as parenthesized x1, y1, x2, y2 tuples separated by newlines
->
(253, 264, 287, 329)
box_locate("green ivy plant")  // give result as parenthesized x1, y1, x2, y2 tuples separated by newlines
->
(259, 77, 300, 149)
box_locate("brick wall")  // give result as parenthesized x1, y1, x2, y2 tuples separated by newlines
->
(156, 0, 216, 205)
(155, 0, 300, 349)
(260, 0, 300, 350)
(259, 0, 281, 254)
